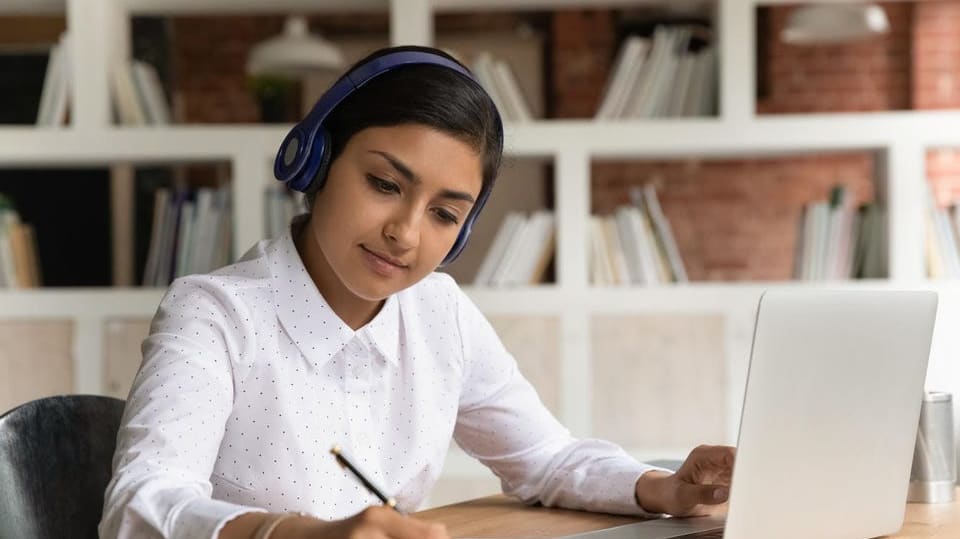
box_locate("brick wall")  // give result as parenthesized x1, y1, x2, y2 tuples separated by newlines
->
(550, 10, 615, 118)
(913, 1, 960, 110)
(756, 2, 912, 114)
(171, 17, 283, 123)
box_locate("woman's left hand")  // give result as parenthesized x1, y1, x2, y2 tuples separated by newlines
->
(634, 444, 736, 517)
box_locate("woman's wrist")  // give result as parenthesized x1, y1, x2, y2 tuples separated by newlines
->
(634, 470, 672, 514)
(259, 513, 319, 539)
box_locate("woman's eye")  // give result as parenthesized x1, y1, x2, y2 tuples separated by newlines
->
(368, 175, 399, 194)
(434, 209, 459, 225)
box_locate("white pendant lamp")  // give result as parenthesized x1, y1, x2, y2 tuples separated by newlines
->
(781, 4, 890, 45)
(246, 15, 345, 77)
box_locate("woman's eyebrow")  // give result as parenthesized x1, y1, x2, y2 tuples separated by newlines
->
(369, 150, 420, 184)
(368, 150, 476, 204)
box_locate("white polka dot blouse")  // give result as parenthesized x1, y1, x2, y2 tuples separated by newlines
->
(98, 229, 662, 539)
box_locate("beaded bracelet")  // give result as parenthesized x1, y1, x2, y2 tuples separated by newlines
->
(252, 512, 306, 539)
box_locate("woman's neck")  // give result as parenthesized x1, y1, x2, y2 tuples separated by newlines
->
(292, 219, 383, 331)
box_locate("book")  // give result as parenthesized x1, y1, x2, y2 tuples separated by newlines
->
(489, 215, 529, 286)
(595, 36, 650, 119)
(211, 186, 233, 270)
(474, 212, 524, 286)
(472, 52, 514, 122)
(623, 26, 671, 118)
(111, 59, 147, 125)
(0, 209, 19, 288)
(155, 188, 186, 285)
(794, 186, 876, 281)
(502, 211, 554, 286)
(0, 200, 41, 289)
(625, 206, 661, 285)
(601, 216, 629, 285)
(491, 59, 532, 122)
(131, 60, 172, 125)
(639, 184, 688, 282)
(614, 207, 644, 284)
(21, 224, 41, 287)
(188, 188, 215, 276)
(8, 222, 34, 288)
(667, 54, 696, 117)
(590, 216, 612, 285)
(36, 32, 70, 126)
(174, 200, 196, 278)
(142, 188, 169, 286)
(649, 27, 691, 118)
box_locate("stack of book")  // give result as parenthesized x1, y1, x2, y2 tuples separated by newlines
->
(474, 210, 554, 286)
(590, 184, 687, 286)
(265, 186, 304, 239)
(142, 185, 232, 287)
(36, 32, 70, 126)
(595, 26, 717, 119)
(470, 52, 534, 122)
(794, 185, 887, 280)
(0, 194, 41, 288)
(111, 59, 172, 125)
(925, 184, 960, 279)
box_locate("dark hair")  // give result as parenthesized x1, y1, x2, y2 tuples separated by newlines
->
(302, 47, 503, 214)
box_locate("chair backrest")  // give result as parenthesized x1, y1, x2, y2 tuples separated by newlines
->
(0, 395, 126, 539)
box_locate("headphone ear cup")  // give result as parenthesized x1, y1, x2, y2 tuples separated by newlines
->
(441, 221, 471, 267)
(292, 128, 333, 193)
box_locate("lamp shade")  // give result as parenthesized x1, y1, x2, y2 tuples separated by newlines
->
(247, 15, 345, 77)
(781, 4, 890, 45)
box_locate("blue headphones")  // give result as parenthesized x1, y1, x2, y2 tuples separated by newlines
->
(274, 47, 503, 266)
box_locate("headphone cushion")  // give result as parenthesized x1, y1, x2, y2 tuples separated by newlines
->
(293, 128, 333, 193)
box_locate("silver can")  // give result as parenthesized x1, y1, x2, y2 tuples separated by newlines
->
(907, 391, 956, 503)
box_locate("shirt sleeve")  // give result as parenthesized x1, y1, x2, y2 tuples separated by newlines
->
(451, 285, 668, 517)
(99, 276, 266, 539)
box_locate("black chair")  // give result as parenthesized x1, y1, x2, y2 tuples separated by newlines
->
(0, 395, 126, 539)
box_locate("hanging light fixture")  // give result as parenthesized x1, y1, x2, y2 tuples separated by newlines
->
(246, 15, 345, 77)
(781, 4, 890, 45)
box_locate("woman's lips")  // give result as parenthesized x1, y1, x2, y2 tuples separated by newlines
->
(360, 245, 407, 277)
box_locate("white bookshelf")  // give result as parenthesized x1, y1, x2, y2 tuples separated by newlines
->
(3, 0, 960, 492)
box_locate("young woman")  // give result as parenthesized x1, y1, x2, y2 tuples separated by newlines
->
(100, 46, 734, 539)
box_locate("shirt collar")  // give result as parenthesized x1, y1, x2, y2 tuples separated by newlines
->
(361, 293, 400, 366)
(269, 227, 400, 369)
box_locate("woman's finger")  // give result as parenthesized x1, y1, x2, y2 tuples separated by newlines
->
(676, 481, 730, 509)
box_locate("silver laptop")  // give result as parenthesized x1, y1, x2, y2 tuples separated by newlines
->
(561, 290, 938, 539)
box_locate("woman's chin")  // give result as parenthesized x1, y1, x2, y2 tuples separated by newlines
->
(343, 276, 404, 303)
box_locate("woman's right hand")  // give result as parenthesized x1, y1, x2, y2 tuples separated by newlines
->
(289, 506, 450, 539)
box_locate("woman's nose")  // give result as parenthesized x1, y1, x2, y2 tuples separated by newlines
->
(383, 209, 421, 249)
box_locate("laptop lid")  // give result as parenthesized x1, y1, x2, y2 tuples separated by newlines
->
(724, 290, 938, 539)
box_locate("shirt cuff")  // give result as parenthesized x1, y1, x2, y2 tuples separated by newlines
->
(604, 463, 674, 518)
(171, 497, 268, 539)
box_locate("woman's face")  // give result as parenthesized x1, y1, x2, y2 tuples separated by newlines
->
(305, 124, 483, 305)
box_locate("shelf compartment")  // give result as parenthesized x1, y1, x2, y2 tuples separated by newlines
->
(590, 150, 886, 284)
(754, 2, 960, 116)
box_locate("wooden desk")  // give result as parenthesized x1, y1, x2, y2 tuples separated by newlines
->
(416, 490, 960, 538)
